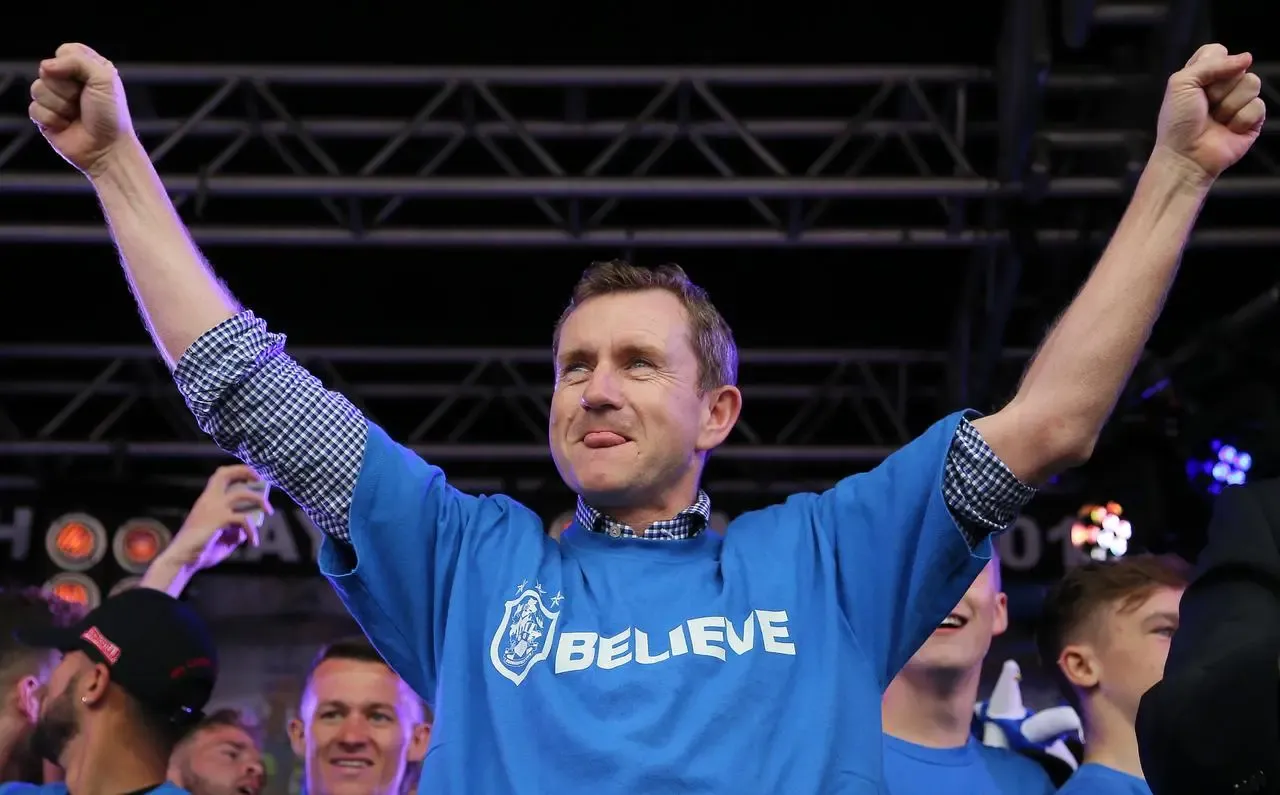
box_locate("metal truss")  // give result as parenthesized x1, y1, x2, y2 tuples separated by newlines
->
(0, 343, 1034, 476)
(3, 62, 1280, 248)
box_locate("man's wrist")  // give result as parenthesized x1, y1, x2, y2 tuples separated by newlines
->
(141, 549, 193, 590)
(1146, 145, 1216, 198)
(87, 136, 151, 188)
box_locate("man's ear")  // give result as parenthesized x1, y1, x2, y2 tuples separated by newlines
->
(697, 385, 742, 452)
(288, 718, 306, 758)
(14, 675, 42, 723)
(1059, 643, 1101, 690)
(407, 722, 430, 763)
(79, 663, 111, 708)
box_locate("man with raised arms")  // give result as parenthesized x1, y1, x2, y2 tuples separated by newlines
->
(24, 41, 1264, 794)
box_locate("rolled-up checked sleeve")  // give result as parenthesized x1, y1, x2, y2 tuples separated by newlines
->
(172, 311, 367, 540)
(942, 417, 1037, 546)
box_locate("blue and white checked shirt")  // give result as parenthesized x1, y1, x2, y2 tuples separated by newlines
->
(173, 311, 1035, 546)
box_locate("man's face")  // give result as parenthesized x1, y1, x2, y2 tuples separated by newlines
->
(288, 658, 428, 795)
(30, 651, 91, 765)
(172, 723, 264, 795)
(904, 562, 1007, 674)
(550, 289, 723, 507)
(1084, 586, 1183, 723)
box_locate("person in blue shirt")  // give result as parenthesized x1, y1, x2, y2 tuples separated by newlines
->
(26, 38, 1265, 794)
(882, 558, 1056, 794)
(1038, 555, 1190, 795)
(0, 588, 217, 795)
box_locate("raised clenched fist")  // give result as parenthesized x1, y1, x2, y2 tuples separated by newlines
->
(28, 43, 135, 177)
(1155, 43, 1267, 182)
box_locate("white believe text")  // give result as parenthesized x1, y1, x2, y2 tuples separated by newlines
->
(552, 609, 795, 674)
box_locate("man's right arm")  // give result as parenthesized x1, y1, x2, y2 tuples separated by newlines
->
(90, 138, 366, 535)
(91, 138, 241, 369)
(1137, 482, 1280, 795)
(87, 135, 535, 704)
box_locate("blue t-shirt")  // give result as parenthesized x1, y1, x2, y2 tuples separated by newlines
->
(321, 411, 993, 794)
(1058, 763, 1151, 794)
(883, 735, 1057, 795)
(0, 783, 186, 795)
(0, 785, 63, 795)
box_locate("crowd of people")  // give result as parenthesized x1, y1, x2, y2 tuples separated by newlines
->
(0, 468, 433, 795)
(3, 36, 1272, 795)
(0, 466, 1202, 795)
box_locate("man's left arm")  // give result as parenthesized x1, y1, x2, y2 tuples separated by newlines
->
(813, 45, 1264, 686)
(972, 45, 1264, 484)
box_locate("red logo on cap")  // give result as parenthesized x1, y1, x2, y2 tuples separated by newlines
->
(81, 627, 121, 665)
(170, 657, 213, 679)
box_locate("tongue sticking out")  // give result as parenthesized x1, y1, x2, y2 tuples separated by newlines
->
(584, 431, 628, 448)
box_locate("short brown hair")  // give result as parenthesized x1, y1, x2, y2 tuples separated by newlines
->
(1037, 554, 1191, 707)
(176, 707, 263, 751)
(552, 261, 738, 393)
(304, 636, 432, 724)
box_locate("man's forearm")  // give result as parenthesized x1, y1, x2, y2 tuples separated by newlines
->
(90, 138, 240, 369)
(139, 553, 195, 597)
(1013, 149, 1211, 453)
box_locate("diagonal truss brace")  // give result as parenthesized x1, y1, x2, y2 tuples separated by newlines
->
(4, 63, 1278, 247)
(0, 343, 1034, 464)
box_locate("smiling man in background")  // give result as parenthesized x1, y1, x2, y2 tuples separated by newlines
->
(882, 558, 1056, 795)
(289, 639, 430, 795)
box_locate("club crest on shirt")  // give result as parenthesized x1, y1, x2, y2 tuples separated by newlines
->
(489, 581, 563, 686)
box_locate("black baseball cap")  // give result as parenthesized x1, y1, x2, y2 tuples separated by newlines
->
(15, 587, 218, 726)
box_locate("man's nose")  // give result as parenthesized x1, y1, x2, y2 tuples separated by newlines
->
(244, 758, 265, 779)
(581, 367, 624, 410)
(336, 715, 372, 746)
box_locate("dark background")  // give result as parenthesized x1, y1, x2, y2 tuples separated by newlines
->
(1, 1, 1278, 586)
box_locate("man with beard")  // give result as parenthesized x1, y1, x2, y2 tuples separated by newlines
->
(0, 587, 219, 795)
(289, 639, 430, 795)
(0, 589, 85, 785)
(166, 710, 264, 795)
(881, 559, 1055, 794)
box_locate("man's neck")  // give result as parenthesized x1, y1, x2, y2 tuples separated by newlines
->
(882, 664, 982, 749)
(584, 485, 703, 531)
(62, 724, 168, 795)
(1081, 701, 1144, 779)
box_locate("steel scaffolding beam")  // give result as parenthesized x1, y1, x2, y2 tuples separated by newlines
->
(2, 62, 1278, 248)
(0, 343, 1034, 468)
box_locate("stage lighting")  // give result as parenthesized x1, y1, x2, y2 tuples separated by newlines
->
(43, 572, 102, 610)
(108, 576, 142, 597)
(1187, 439, 1252, 495)
(45, 513, 108, 572)
(1070, 502, 1132, 562)
(112, 518, 172, 574)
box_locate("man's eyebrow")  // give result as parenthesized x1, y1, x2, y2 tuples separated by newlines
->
(318, 699, 398, 711)
(556, 346, 591, 366)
